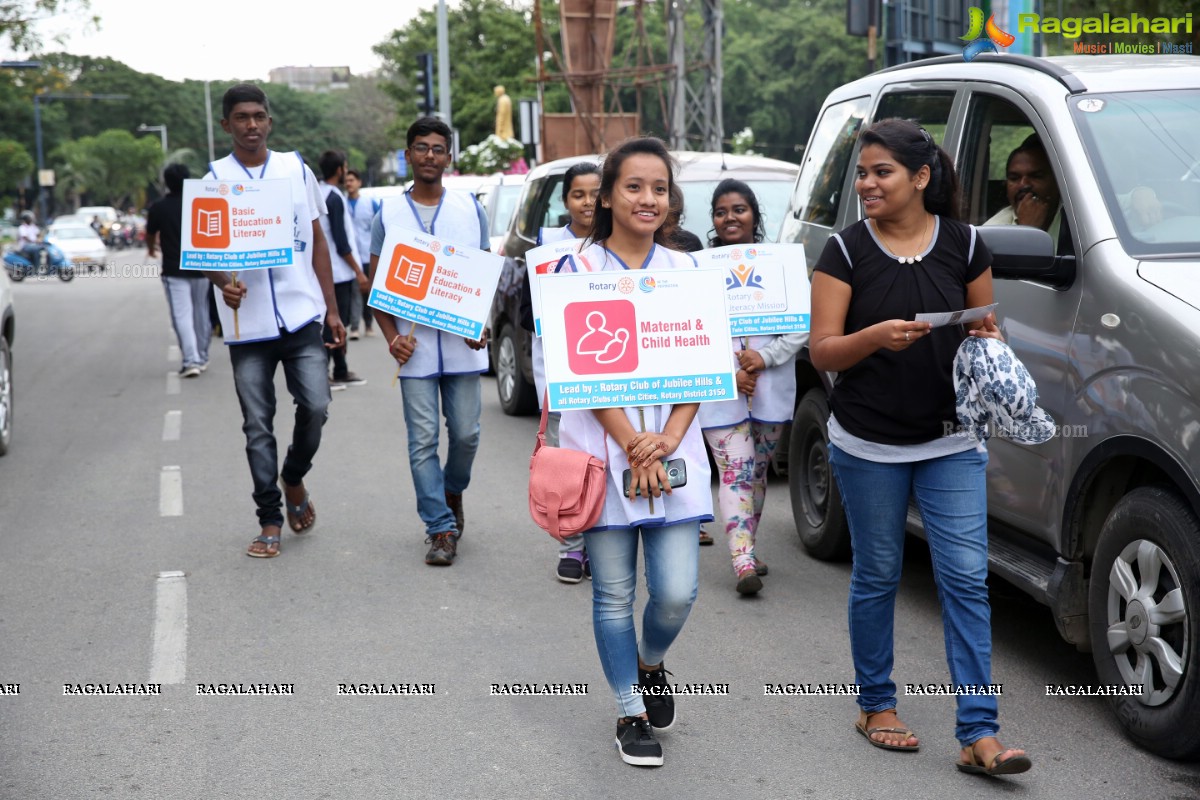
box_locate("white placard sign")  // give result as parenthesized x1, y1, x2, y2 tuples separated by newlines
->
(527, 237, 586, 336)
(692, 242, 810, 336)
(367, 226, 504, 340)
(540, 269, 737, 411)
(180, 179, 295, 270)
(915, 303, 998, 328)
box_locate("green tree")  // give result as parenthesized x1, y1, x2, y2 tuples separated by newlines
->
(53, 129, 160, 209)
(0, 0, 96, 51)
(374, 0, 565, 154)
(0, 138, 34, 195)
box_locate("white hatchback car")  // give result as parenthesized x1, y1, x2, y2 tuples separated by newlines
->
(46, 225, 107, 271)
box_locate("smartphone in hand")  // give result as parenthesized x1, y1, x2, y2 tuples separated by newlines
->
(622, 459, 687, 498)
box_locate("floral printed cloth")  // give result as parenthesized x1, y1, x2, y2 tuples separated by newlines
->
(953, 336, 1056, 449)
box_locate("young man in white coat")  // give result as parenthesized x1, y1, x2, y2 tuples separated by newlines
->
(203, 83, 345, 559)
(369, 116, 491, 566)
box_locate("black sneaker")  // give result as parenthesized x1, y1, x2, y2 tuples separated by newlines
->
(424, 532, 459, 566)
(331, 372, 368, 387)
(615, 717, 663, 767)
(638, 664, 676, 731)
(557, 551, 585, 584)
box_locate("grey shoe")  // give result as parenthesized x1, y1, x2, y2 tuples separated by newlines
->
(424, 531, 459, 566)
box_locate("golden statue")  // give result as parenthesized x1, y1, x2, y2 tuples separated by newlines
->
(494, 85, 514, 140)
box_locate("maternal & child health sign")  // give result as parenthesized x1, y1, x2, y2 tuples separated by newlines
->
(367, 226, 504, 341)
(693, 243, 809, 336)
(540, 269, 737, 411)
(180, 179, 294, 270)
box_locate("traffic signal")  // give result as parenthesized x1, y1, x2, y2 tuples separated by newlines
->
(415, 52, 435, 116)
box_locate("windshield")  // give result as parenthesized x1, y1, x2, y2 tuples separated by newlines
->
(491, 184, 523, 236)
(678, 178, 795, 245)
(49, 228, 98, 240)
(1072, 89, 1200, 256)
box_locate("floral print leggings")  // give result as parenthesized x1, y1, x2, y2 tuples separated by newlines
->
(702, 420, 783, 575)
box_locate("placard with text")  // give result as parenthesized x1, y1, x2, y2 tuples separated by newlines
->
(527, 237, 586, 337)
(692, 242, 810, 336)
(180, 179, 294, 270)
(540, 269, 737, 411)
(367, 226, 504, 340)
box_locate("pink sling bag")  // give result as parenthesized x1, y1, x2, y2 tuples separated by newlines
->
(528, 397, 607, 543)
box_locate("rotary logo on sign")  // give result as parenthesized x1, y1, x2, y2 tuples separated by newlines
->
(618, 277, 635, 294)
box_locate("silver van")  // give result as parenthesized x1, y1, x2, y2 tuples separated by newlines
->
(780, 53, 1200, 759)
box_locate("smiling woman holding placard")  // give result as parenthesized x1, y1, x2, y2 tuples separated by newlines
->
(552, 137, 712, 768)
(698, 179, 806, 596)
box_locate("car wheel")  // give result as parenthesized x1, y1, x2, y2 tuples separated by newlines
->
(789, 388, 849, 561)
(1088, 486, 1200, 759)
(0, 336, 12, 456)
(495, 323, 536, 416)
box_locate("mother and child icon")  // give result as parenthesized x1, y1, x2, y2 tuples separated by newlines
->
(576, 309, 632, 366)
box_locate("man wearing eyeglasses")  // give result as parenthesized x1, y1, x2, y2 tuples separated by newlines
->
(370, 116, 491, 566)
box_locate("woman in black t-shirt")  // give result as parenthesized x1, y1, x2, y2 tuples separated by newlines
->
(810, 118, 1032, 777)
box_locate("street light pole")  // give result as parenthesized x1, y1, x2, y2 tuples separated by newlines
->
(32, 92, 129, 223)
(137, 123, 168, 155)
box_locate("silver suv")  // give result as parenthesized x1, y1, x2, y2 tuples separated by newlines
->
(781, 54, 1200, 759)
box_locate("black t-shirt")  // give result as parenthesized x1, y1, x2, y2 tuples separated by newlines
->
(814, 217, 991, 445)
(145, 193, 197, 278)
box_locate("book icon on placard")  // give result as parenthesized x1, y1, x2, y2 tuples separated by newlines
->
(191, 198, 230, 248)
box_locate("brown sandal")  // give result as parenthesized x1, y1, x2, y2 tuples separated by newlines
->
(957, 739, 1032, 776)
(855, 710, 919, 751)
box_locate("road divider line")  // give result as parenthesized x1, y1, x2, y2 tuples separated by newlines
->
(163, 410, 182, 441)
(160, 466, 183, 516)
(149, 571, 187, 684)
(166, 370, 180, 396)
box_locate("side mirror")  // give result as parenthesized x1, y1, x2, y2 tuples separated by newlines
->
(976, 225, 1074, 288)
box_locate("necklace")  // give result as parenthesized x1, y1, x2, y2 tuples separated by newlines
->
(874, 216, 931, 264)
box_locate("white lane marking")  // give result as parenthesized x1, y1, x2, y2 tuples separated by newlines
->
(163, 410, 182, 441)
(149, 571, 188, 684)
(166, 370, 180, 395)
(160, 466, 183, 516)
(168, 344, 180, 364)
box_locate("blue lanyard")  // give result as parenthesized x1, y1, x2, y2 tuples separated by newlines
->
(231, 150, 271, 179)
(404, 189, 444, 235)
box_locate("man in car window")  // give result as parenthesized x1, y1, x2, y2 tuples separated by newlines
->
(985, 134, 1060, 236)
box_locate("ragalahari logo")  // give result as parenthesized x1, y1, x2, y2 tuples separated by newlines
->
(565, 300, 638, 375)
(384, 242, 436, 301)
(961, 8, 1015, 61)
(191, 197, 230, 249)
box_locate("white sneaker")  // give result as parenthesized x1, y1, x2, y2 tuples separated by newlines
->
(349, 328, 361, 340)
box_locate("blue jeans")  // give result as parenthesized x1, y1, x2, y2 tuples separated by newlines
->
(229, 322, 331, 528)
(828, 444, 997, 747)
(582, 521, 700, 716)
(400, 374, 481, 536)
(162, 276, 212, 368)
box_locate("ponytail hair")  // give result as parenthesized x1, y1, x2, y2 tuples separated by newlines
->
(860, 118, 961, 220)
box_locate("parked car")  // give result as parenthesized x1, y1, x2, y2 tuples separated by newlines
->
(473, 172, 528, 253)
(778, 53, 1200, 760)
(489, 151, 800, 415)
(0, 265, 13, 455)
(45, 225, 107, 271)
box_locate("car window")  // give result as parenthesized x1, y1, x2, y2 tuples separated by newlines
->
(874, 91, 955, 149)
(491, 184, 523, 237)
(517, 177, 546, 239)
(1072, 89, 1200, 256)
(540, 176, 569, 232)
(788, 96, 871, 233)
(959, 93, 1075, 259)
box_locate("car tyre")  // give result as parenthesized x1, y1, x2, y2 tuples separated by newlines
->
(0, 336, 12, 456)
(495, 322, 536, 416)
(1087, 486, 1200, 760)
(789, 388, 850, 561)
